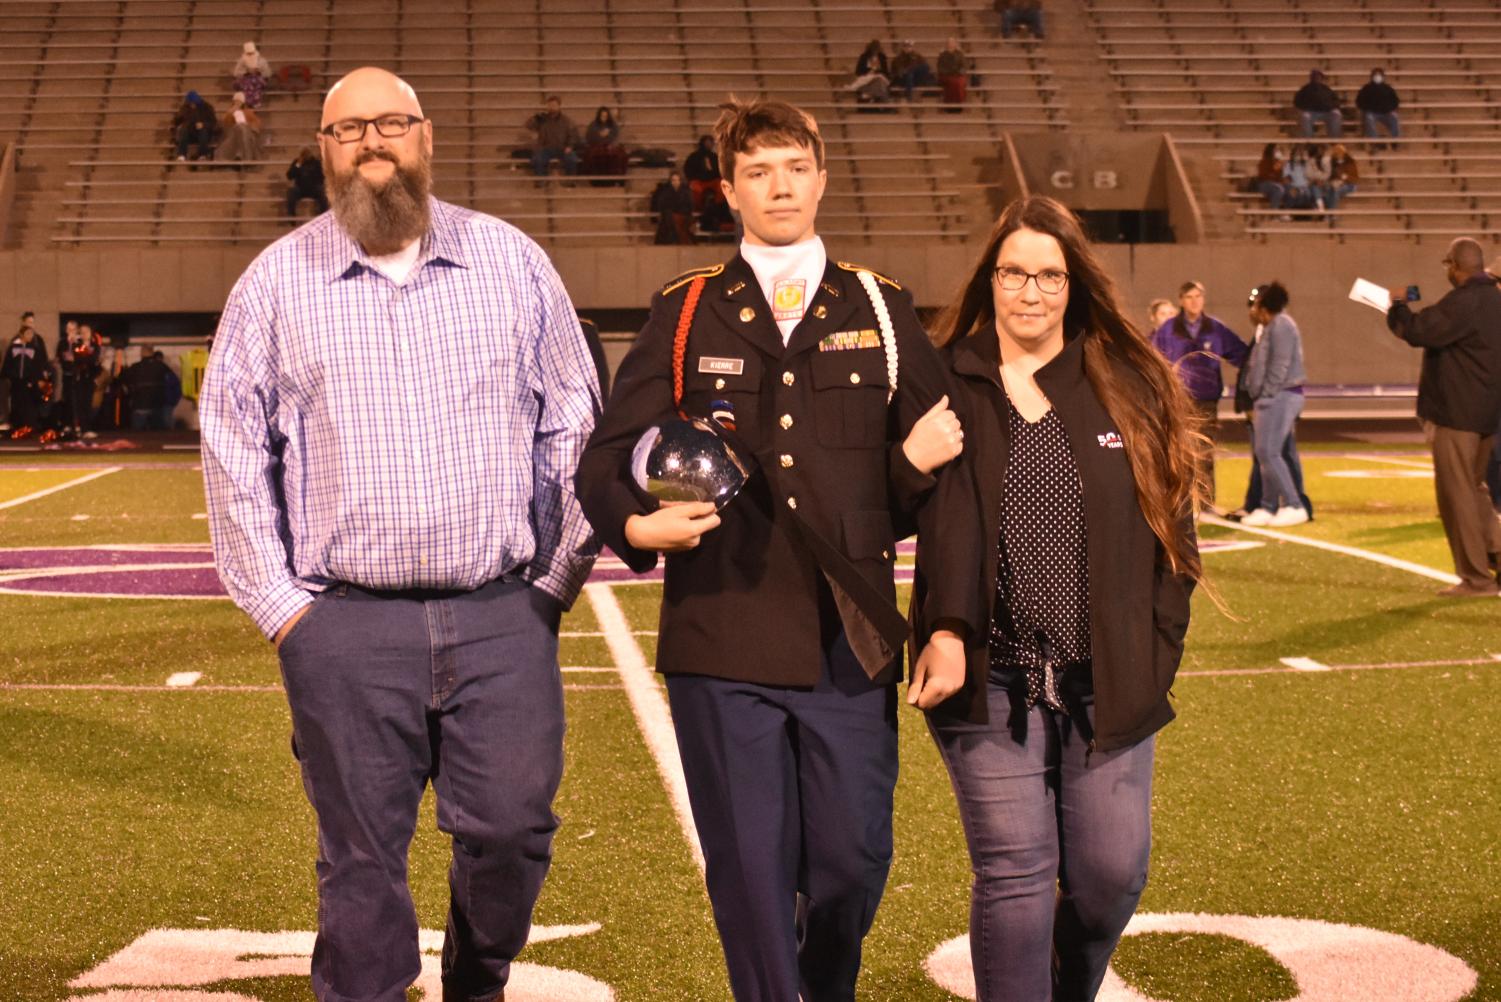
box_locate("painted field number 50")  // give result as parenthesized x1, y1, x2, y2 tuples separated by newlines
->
(68, 924, 615, 1001)
(926, 912, 1477, 1002)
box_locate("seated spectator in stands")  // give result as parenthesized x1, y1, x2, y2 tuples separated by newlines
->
(582, 106, 628, 181)
(891, 40, 937, 99)
(1304, 143, 1331, 212)
(700, 191, 736, 239)
(1148, 298, 1177, 331)
(1294, 69, 1343, 138)
(936, 37, 970, 109)
(995, 0, 1045, 39)
(123, 345, 173, 431)
(1356, 68, 1401, 146)
(217, 92, 263, 164)
(285, 147, 328, 219)
(1282, 145, 1316, 210)
(683, 135, 721, 211)
(1322, 143, 1359, 212)
(172, 91, 218, 161)
(232, 41, 272, 109)
(651, 171, 695, 245)
(526, 96, 581, 177)
(1253, 143, 1287, 212)
(849, 40, 893, 106)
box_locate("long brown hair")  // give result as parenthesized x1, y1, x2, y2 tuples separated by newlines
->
(931, 195, 1207, 581)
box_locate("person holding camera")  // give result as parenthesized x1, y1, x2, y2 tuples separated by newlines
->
(1386, 238, 1501, 596)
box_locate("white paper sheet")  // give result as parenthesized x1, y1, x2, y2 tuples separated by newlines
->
(1349, 277, 1392, 312)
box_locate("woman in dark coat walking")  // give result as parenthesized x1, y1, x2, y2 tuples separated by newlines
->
(905, 195, 1208, 1001)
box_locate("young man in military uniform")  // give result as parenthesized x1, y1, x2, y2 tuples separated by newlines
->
(575, 97, 962, 1002)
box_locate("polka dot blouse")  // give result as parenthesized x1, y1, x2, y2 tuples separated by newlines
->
(989, 400, 1093, 714)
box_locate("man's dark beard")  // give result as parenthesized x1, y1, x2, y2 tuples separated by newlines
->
(327, 149, 432, 255)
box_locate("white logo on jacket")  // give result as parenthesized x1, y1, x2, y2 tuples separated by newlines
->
(1097, 431, 1124, 449)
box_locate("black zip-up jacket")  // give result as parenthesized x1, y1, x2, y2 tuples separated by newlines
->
(1356, 81, 1400, 115)
(1386, 273, 1501, 434)
(1294, 81, 1342, 114)
(909, 329, 1196, 752)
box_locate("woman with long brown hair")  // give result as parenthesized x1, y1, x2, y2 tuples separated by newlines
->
(904, 195, 1205, 1001)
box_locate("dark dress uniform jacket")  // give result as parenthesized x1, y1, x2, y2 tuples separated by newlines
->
(908, 329, 1196, 752)
(576, 253, 951, 686)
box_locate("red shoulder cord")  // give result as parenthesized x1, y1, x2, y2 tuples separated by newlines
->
(670, 275, 707, 419)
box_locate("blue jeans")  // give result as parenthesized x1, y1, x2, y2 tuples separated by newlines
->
(665, 630, 897, 1002)
(1001, 7, 1045, 37)
(531, 147, 578, 176)
(1363, 111, 1400, 139)
(1244, 424, 1312, 515)
(929, 695, 1155, 1002)
(277, 577, 565, 1002)
(1299, 109, 1343, 138)
(1251, 390, 1306, 511)
(896, 64, 936, 97)
(1323, 182, 1356, 210)
(1256, 179, 1286, 210)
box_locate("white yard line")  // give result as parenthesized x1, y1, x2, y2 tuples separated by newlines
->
(1179, 656, 1501, 678)
(1199, 514, 1461, 585)
(1344, 453, 1435, 471)
(0, 671, 627, 695)
(1280, 657, 1330, 672)
(0, 466, 122, 510)
(584, 581, 705, 874)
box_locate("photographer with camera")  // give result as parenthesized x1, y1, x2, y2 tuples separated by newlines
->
(1386, 238, 1501, 596)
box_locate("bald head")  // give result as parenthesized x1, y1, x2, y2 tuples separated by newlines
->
(322, 67, 423, 127)
(1446, 238, 1485, 277)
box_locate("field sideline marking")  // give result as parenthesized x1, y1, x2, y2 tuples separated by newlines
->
(0, 466, 122, 511)
(1199, 514, 1462, 585)
(585, 581, 706, 874)
(1178, 656, 1501, 678)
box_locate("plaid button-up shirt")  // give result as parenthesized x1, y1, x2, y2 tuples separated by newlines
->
(200, 198, 601, 639)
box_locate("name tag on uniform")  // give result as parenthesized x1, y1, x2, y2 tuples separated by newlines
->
(818, 329, 880, 352)
(697, 356, 745, 375)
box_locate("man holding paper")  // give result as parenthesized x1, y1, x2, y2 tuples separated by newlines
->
(1385, 238, 1501, 596)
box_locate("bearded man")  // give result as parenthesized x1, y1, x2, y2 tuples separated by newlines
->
(198, 67, 601, 1002)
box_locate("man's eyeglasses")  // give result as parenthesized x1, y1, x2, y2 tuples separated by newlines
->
(994, 267, 1069, 295)
(319, 114, 426, 144)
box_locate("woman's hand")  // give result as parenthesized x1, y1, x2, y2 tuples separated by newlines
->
(624, 502, 721, 552)
(901, 394, 964, 475)
(907, 628, 968, 710)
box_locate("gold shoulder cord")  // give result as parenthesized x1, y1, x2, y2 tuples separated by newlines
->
(661, 263, 726, 297)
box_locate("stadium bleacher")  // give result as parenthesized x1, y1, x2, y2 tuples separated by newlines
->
(2, 0, 1066, 247)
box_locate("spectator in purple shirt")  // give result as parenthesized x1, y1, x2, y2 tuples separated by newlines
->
(1150, 281, 1250, 511)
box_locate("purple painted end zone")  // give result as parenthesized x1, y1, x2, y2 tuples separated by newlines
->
(1, 567, 227, 597)
(1, 538, 1248, 600)
(0, 547, 214, 570)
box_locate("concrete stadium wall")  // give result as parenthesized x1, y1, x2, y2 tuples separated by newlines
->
(6, 237, 1491, 385)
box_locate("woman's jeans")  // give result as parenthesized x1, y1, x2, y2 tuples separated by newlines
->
(1251, 390, 1306, 511)
(928, 693, 1155, 1002)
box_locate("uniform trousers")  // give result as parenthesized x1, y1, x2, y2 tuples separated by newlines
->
(665, 628, 898, 1002)
(1428, 421, 1501, 589)
(276, 576, 565, 1002)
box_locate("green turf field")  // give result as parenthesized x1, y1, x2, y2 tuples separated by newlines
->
(1, 447, 1496, 1001)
